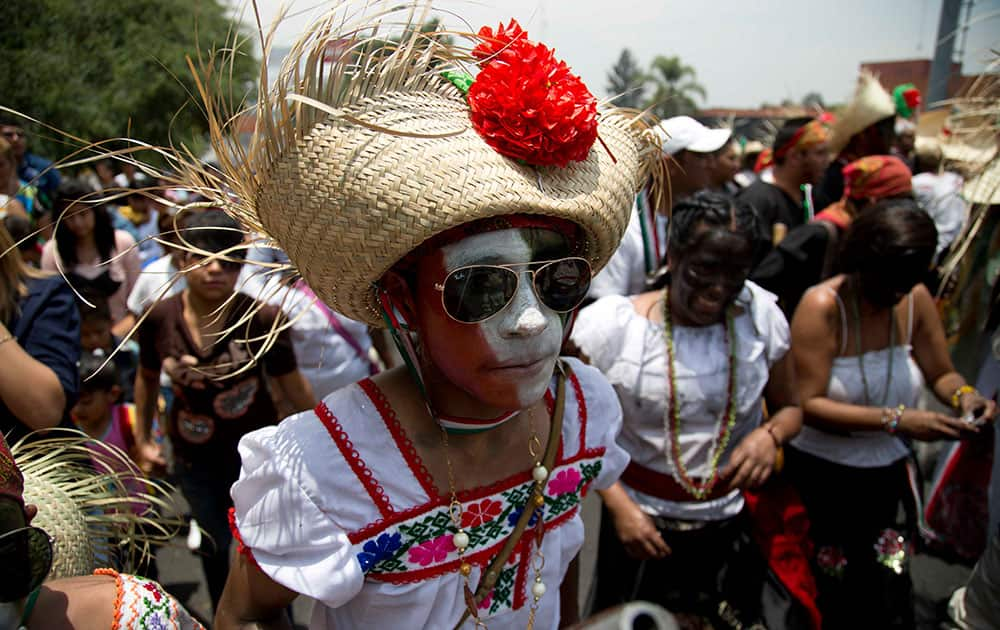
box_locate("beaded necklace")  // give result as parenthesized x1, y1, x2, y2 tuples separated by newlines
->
(662, 288, 738, 500)
(850, 282, 894, 407)
(445, 366, 566, 629)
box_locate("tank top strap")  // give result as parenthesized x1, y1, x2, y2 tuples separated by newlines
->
(906, 292, 915, 345)
(825, 286, 849, 356)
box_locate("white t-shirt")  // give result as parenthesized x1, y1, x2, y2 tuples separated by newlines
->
(230, 358, 628, 630)
(588, 202, 668, 300)
(912, 171, 967, 256)
(572, 281, 789, 521)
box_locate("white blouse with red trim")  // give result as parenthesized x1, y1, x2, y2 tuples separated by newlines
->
(229, 357, 627, 629)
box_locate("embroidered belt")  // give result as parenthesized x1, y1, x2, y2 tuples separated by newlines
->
(620, 461, 733, 503)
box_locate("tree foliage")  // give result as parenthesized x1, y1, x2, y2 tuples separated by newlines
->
(1, 0, 258, 161)
(644, 55, 706, 119)
(606, 49, 646, 109)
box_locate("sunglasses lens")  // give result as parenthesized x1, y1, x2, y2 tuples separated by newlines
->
(0, 527, 53, 602)
(443, 266, 519, 323)
(534, 258, 591, 312)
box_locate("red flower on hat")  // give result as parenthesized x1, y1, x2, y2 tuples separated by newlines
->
(466, 19, 598, 168)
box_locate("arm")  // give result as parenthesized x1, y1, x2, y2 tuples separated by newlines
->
(910, 284, 997, 420)
(596, 482, 670, 560)
(271, 369, 316, 415)
(0, 321, 66, 429)
(216, 553, 298, 630)
(792, 287, 973, 440)
(112, 232, 143, 337)
(132, 367, 165, 472)
(722, 350, 802, 489)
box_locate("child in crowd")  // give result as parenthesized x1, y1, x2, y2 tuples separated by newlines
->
(78, 290, 138, 402)
(133, 209, 315, 612)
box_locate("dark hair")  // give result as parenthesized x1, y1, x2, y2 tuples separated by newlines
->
(839, 199, 937, 275)
(0, 114, 22, 129)
(772, 117, 814, 166)
(78, 350, 119, 393)
(181, 209, 243, 254)
(666, 191, 763, 261)
(77, 289, 112, 325)
(53, 178, 116, 267)
(1, 215, 33, 254)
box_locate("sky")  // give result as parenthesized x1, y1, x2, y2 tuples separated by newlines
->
(235, 0, 999, 109)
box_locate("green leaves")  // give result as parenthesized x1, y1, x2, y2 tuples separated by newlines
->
(0, 0, 258, 162)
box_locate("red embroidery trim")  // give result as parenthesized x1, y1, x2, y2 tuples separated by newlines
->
(347, 449, 601, 544)
(94, 568, 124, 629)
(227, 507, 261, 569)
(364, 506, 580, 585)
(359, 379, 438, 499)
(315, 400, 395, 518)
(513, 538, 531, 610)
(569, 370, 587, 449)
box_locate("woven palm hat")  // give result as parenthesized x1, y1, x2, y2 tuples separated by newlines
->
(828, 72, 896, 156)
(197, 3, 659, 326)
(11, 430, 182, 580)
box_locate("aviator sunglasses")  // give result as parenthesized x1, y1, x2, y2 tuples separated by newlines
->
(434, 257, 592, 324)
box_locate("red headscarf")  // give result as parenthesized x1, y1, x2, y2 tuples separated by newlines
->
(842, 155, 913, 200)
(0, 433, 25, 512)
(773, 119, 830, 160)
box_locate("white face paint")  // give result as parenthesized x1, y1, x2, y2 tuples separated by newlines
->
(424, 227, 567, 409)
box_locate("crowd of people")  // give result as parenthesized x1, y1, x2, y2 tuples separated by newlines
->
(1, 3, 999, 629)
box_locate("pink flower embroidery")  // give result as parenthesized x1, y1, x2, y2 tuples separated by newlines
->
(407, 534, 456, 567)
(461, 499, 503, 529)
(547, 468, 582, 495)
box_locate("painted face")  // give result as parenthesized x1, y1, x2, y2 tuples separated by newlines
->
(70, 389, 116, 436)
(63, 204, 95, 239)
(183, 253, 242, 302)
(412, 227, 570, 411)
(669, 224, 754, 326)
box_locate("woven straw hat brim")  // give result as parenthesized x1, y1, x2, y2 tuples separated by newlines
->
(22, 472, 96, 580)
(964, 158, 1000, 205)
(254, 93, 649, 326)
(828, 72, 896, 156)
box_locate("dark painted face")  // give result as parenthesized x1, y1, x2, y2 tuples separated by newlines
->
(859, 251, 931, 308)
(668, 224, 754, 326)
(411, 227, 571, 411)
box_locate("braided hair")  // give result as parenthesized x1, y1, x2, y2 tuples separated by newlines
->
(667, 191, 762, 259)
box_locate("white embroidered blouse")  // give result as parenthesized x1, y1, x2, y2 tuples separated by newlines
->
(571, 281, 790, 522)
(229, 357, 627, 629)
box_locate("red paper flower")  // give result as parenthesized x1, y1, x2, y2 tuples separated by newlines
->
(467, 20, 598, 168)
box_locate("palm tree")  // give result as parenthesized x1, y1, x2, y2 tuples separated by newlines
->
(644, 55, 706, 119)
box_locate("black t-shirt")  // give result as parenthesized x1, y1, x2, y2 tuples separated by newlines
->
(738, 180, 805, 239)
(813, 160, 847, 212)
(750, 222, 837, 317)
(138, 293, 297, 475)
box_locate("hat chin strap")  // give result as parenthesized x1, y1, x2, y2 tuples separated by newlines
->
(374, 286, 520, 435)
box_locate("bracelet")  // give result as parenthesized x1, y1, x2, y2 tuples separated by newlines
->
(881, 405, 905, 434)
(951, 385, 977, 410)
(764, 423, 782, 448)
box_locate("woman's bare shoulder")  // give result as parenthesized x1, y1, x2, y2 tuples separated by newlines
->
(33, 574, 117, 630)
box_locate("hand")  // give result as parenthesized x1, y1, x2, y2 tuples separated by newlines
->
(134, 440, 167, 475)
(163, 355, 205, 390)
(899, 408, 978, 441)
(721, 426, 776, 490)
(959, 391, 997, 425)
(609, 500, 670, 560)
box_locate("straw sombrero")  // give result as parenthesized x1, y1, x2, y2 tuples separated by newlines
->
(11, 431, 181, 580)
(828, 72, 896, 156)
(193, 2, 659, 326)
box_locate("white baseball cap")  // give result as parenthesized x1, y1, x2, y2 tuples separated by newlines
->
(653, 116, 732, 156)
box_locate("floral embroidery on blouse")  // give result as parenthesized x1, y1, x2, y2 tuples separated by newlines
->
(352, 456, 603, 616)
(96, 568, 205, 630)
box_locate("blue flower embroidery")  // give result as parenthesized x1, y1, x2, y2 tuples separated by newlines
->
(507, 505, 540, 528)
(357, 532, 403, 573)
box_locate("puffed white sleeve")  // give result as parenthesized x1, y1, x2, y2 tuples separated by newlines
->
(746, 281, 791, 367)
(571, 295, 633, 373)
(229, 421, 364, 608)
(564, 358, 629, 490)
